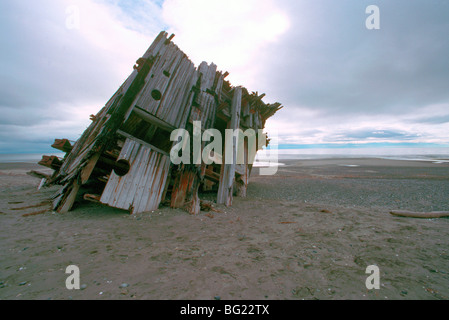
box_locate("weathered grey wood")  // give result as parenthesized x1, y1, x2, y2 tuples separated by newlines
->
(165, 59, 196, 126)
(100, 138, 170, 214)
(133, 106, 176, 132)
(115, 143, 146, 209)
(132, 148, 159, 212)
(100, 138, 134, 204)
(57, 180, 80, 213)
(80, 152, 101, 184)
(109, 139, 141, 206)
(116, 129, 170, 157)
(172, 63, 197, 127)
(159, 56, 191, 122)
(45, 30, 282, 215)
(142, 31, 169, 59)
(217, 87, 242, 206)
(144, 155, 170, 213)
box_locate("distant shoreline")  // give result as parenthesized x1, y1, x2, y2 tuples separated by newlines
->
(1, 149, 448, 167)
(0, 153, 65, 164)
(1, 157, 448, 172)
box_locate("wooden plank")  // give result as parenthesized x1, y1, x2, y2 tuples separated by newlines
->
(170, 167, 201, 215)
(205, 168, 220, 183)
(132, 149, 158, 213)
(164, 59, 196, 126)
(135, 41, 174, 115)
(100, 139, 135, 205)
(160, 57, 190, 121)
(117, 145, 151, 210)
(144, 155, 170, 213)
(116, 129, 169, 157)
(142, 31, 168, 59)
(217, 87, 242, 206)
(173, 65, 198, 128)
(57, 180, 80, 214)
(139, 153, 162, 213)
(109, 140, 141, 207)
(83, 194, 101, 203)
(235, 140, 249, 197)
(100, 137, 133, 204)
(133, 106, 176, 132)
(80, 152, 101, 184)
(170, 167, 191, 208)
(114, 142, 145, 209)
(390, 210, 449, 218)
(155, 47, 185, 116)
(51, 139, 72, 153)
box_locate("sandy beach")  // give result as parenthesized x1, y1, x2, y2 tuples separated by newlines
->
(1, 158, 449, 300)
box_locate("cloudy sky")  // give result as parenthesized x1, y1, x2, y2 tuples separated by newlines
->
(1, 0, 448, 154)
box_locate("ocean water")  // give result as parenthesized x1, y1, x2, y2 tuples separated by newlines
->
(0, 153, 66, 163)
(1, 147, 448, 164)
(256, 147, 449, 164)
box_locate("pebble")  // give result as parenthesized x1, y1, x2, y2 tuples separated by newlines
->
(120, 283, 129, 288)
(214, 296, 221, 300)
(80, 284, 87, 290)
(18, 281, 27, 286)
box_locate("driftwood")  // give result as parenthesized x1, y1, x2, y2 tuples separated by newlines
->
(390, 210, 449, 218)
(22, 209, 50, 217)
(11, 201, 51, 210)
(83, 194, 101, 203)
(200, 201, 221, 213)
(27, 170, 51, 180)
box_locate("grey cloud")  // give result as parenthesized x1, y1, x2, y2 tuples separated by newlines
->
(0, 0, 164, 153)
(413, 115, 449, 125)
(341, 129, 420, 141)
(262, 1, 449, 117)
(1, 0, 448, 154)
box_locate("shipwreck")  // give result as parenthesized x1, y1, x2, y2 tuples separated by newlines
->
(39, 31, 282, 215)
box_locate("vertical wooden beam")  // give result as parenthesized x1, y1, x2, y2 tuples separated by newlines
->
(170, 166, 189, 208)
(170, 166, 201, 215)
(217, 87, 242, 206)
(235, 139, 249, 197)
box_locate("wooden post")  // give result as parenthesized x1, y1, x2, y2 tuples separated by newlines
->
(171, 166, 201, 215)
(217, 87, 242, 206)
(235, 139, 249, 197)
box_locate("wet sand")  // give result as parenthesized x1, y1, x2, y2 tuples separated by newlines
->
(1, 158, 448, 300)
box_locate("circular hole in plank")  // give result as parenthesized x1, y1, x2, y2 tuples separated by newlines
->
(113, 159, 130, 177)
(151, 89, 162, 101)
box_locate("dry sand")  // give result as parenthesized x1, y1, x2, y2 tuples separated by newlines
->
(1, 158, 449, 300)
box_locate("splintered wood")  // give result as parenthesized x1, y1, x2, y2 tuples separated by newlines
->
(39, 31, 282, 215)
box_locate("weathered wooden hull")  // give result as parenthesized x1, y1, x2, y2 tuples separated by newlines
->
(40, 31, 282, 215)
(100, 139, 170, 213)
